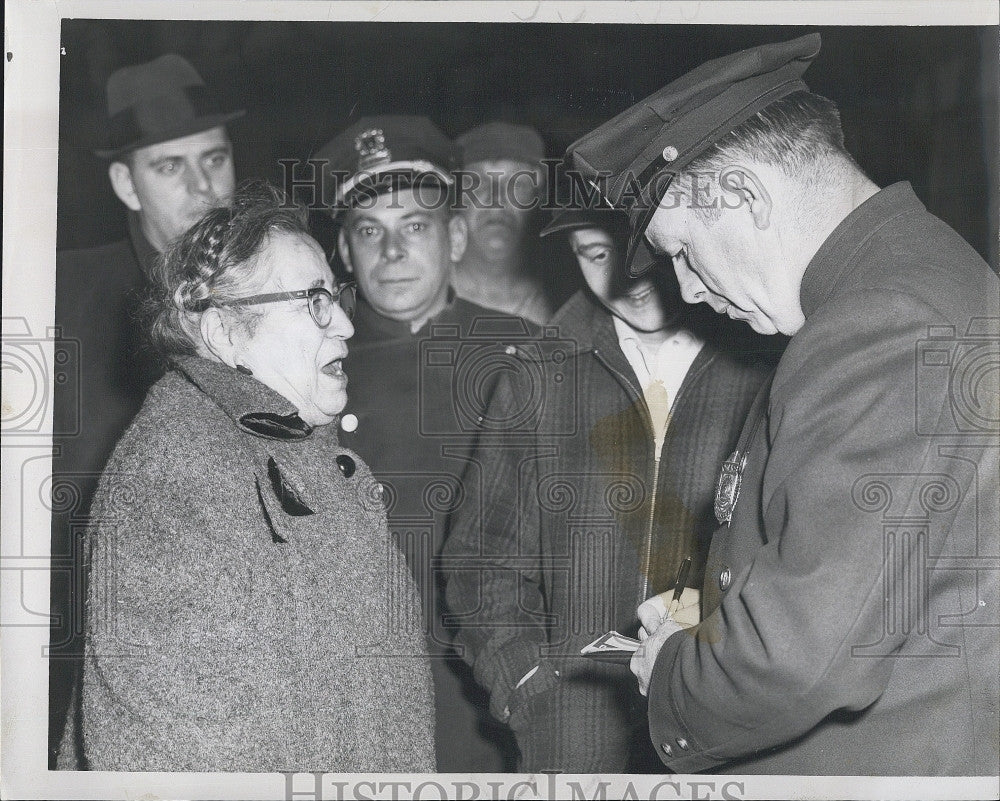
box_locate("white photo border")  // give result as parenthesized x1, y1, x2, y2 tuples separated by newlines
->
(3, 2, 998, 799)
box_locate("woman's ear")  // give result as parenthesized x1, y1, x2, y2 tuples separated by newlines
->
(448, 214, 468, 263)
(199, 308, 239, 367)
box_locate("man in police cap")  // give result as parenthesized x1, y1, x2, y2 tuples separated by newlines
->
(52, 53, 241, 766)
(568, 33, 999, 774)
(315, 116, 532, 771)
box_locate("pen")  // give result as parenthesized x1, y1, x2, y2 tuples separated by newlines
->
(666, 556, 692, 617)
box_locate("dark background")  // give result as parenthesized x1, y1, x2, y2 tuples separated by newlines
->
(58, 20, 999, 271)
(51, 18, 999, 764)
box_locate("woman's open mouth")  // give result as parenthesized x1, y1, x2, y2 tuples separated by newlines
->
(321, 359, 346, 378)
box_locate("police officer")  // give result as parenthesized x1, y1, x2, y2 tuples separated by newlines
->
(568, 33, 999, 775)
(315, 116, 533, 771)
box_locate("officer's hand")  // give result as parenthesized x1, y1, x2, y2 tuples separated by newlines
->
(637, 587, 701, 635)
(631, 614, 683, 697)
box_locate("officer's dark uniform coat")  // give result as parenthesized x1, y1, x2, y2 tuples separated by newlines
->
(648, 183, 1000, 775)
(340, 293, 535, 771)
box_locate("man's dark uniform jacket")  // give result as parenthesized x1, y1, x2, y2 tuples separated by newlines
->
(50, 214, 164, 762)
(340, 292, 536, 772)
(443, 290, 776, 772)
(647, 183, 1000, 775)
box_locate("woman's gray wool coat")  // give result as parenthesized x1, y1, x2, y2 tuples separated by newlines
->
(62, 355, 435, 772)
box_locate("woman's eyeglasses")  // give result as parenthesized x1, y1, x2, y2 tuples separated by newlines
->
(217, 282, 356, 328)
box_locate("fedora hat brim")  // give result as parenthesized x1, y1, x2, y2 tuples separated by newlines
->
(94, 109, 245, 160)
(539, 208, 616, 238)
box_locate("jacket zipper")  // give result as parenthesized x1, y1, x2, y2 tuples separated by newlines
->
(640, 455, 662, 601)
(593, 347, 717, 606)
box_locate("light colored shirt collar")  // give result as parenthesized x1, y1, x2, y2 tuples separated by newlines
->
(611, 315, 705, 411)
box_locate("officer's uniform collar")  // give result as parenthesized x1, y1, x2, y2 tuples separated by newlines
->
(800, 182, 923, 319)
(351, 287, 458, 340)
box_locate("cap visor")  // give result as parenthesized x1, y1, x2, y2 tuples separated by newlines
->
(335, 161, 453, 208)
(625, 201, 659, 277)
(542, 207, 629, 239)
(631, 238, 661, 277)
(540, 216, 591, 238)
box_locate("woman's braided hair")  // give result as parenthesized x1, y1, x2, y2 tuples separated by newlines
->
(145, 179, 310, 356)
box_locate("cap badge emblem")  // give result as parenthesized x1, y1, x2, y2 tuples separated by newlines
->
(355, 128, 391, 171)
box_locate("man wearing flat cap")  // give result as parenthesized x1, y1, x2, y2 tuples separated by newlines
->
(52, 53, 241, 766)
(452, 122, 554, 324)
(444, 205, 775, 772)
(315, 115, 535, 771)
(569, 33, 999, 775)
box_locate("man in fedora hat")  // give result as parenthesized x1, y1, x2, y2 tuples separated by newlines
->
(444, 206, 774, 772)
(315, 115, 538, 771)
(97, 53, 243, 252)
(52, 53, 241, 766)
(55, 52, 242, 496)
(568, 33, 999, 775)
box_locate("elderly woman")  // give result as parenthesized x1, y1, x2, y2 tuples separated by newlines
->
(62, 181, 434, 771)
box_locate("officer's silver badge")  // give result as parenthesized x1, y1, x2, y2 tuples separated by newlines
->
(714, 449, 746, 525)
(355, 128, 390, 171)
